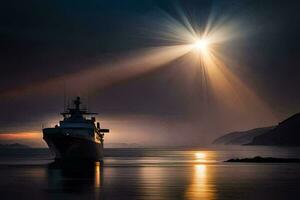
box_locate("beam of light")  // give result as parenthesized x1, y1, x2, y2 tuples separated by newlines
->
(148, 10, 277, 126)
(0, 6, 277, 138)
(0, 44, 193, 98)
(197, 50, 276, 125)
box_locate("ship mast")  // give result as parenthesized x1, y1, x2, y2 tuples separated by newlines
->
(61, 96, 98, 117)
(74, 96, 81, 111)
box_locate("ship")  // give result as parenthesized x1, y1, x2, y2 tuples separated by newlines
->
(43, 96, 109, 160)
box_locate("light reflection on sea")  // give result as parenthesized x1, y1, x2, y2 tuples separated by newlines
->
(0, 146, 300, 200)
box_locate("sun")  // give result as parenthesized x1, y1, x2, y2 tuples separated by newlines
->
(193, 38, 209, 53)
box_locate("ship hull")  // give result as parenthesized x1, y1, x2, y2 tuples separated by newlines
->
(43, 129, 103, 161)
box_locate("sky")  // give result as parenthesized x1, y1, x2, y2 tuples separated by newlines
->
(0, 0, 299, 147)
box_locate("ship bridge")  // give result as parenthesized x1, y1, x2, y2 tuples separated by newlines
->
(59, 97, 98, 127)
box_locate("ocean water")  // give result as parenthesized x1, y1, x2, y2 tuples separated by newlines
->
(0, 146, 300, 200)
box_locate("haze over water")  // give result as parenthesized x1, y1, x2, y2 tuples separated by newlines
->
(1, 146, 300, 200)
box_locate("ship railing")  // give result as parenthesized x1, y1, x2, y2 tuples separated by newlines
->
(41, 122, 59, 129)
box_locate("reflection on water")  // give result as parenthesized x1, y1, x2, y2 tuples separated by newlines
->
(193, 151, 216, 163)
(47, 161, 103, 195)
(186, 164, 215, 200)
(1, 147, 300, 200)
(94, 162, 101, 188)
(45, 158, 216, 200)
(139, 166, 168, 200)
(195, 152, 206, 160)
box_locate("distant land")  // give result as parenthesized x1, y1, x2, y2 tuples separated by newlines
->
(0, 143, 30, 149)
(249, 113, 300, 146)
(225, 156, 300, 163)
(213, 126, 274, 145)
(213, 112, 300, 146)
(105, 143, 141, 148)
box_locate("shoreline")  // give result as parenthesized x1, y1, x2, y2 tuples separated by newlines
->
(225, 156, 300, 163)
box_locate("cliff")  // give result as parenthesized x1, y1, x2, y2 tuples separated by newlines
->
(213, 127, 274, 145)
(249, 113, 300, 146)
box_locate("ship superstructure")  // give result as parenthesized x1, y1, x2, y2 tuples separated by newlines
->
(43, 97, 109, 160)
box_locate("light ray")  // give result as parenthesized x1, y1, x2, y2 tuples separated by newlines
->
(1, 44, 193, 98)
(0, 7, 277, 131)
(149, 9, 276, 125)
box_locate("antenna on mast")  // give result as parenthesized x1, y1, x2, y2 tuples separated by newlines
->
(63, 80, 67, 112)
(87, 92, 90, 111)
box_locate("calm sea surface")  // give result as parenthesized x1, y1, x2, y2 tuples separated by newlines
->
(0, 146, 300, 200)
